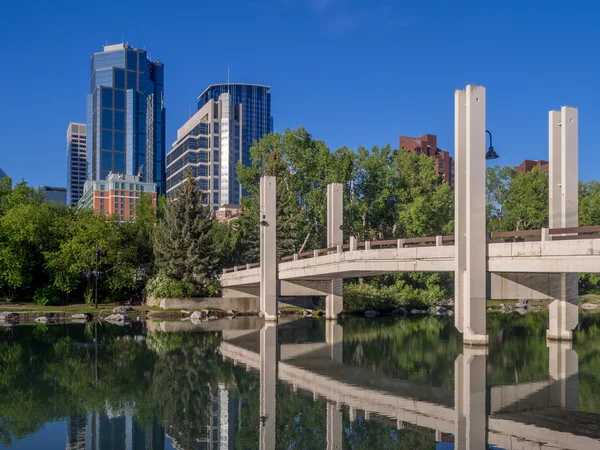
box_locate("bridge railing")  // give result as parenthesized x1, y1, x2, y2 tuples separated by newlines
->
(221, 226, 600, 274)
(549, 225, 600, 240)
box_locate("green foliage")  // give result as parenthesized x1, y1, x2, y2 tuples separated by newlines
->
(343, 279, 444, 312)
(33, 286, 63, 306)
(146, 273, 196, 299)
(153, 172, 218, 295)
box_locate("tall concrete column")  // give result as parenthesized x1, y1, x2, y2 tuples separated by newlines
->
(548, 107, 579, 340)
(455, 85, 488, 345)
(326, 183, 344, 319)
(325, 320, 343, 364)
(260, 323, 278, 449)
(260, 176, 278, 321)
(548, 340, 579, 409)
(454, 346, 487, 450)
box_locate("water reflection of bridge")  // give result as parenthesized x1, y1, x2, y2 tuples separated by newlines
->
(206, 319, 595, 450)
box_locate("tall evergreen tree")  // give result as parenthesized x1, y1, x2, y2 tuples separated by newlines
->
(153, 172, 217, 291)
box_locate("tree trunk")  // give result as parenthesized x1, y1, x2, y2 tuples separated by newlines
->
(298, 229, 311, 254)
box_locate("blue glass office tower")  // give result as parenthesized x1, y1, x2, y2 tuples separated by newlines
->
(199, 84, 272, 204)
(87, 44, 166, 194)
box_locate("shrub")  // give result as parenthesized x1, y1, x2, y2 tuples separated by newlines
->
(343, 281, 442, 312)
(33, 286, 63, 306)
(146, 273, 197, 299)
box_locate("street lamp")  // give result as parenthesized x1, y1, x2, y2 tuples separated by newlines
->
(485, 130, 499, 160)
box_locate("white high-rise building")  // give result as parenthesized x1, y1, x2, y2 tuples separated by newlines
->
(67, 122, 87, 206)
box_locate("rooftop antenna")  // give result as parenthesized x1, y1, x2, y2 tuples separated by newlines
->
(228, 67, 230, 93)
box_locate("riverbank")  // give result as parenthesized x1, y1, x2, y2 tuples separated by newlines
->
(1, 295, 599, 324)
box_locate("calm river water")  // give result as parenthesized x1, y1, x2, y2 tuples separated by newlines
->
(1, 313, 599, 449)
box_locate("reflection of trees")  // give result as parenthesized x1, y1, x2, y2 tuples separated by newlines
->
(342, 317, 462, 388)
(276, 384, 327, 449)
(487, 313, 549, 385)
(575, 315, 600, 413)
(150, 332, 233, 449)
(0, 323, 156, 446)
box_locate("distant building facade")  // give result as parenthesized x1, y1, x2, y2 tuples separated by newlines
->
(166, 83, 272, 210)
(78, 172, 156, 221)
(39, 185, 67, 204)
(399, 134, 454, 186)
(216, 204, 241, 223)
(0, 168, 8, 181)
(67, 122, 87, 206)
(87, 44, 165, 194)
(515, 159, 549, 174)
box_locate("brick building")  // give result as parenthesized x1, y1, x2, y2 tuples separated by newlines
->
(399, 134, 454, 186)
(78, 172, 156, 222)
(514, 159, 549, 174)
(215, 204, 241, 223)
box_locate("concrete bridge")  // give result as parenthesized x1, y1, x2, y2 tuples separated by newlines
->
(220, 85, 599, 344)
(218, 321, 594, 450)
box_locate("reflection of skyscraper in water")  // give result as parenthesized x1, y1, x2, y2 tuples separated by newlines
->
(66, 414, 87, 450)
(168, 384, 241, 450)
(65, 404, 164, 450)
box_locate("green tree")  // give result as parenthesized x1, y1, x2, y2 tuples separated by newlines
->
(503, 167, 549, 231)
(152, 172, 217, 293)
(486, 165, 515, 231)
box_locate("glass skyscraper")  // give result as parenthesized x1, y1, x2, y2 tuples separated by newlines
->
(67, 122, 87, 206)
(166, 83, 272, 208)
(87, 44, 166, 194)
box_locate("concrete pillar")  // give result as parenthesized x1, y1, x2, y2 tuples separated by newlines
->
(260, 176, 278, 321)
(349, 236, 357, 251)
(259, 323, 278, 449)
(454, 346, 487, 450)
(326, 183, 344, 319)
(548, 340, 579, 409)
(325, 320, 343, 363)
(326, 402, 343, 450)
(348, 406, 356, 422)
(435, 429, 443, 442)
(455, 85, 488, 345)
(547, 107, 579, 341)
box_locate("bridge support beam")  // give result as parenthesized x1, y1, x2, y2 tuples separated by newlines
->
(455, 85, 488, 345)
(260, 323, 278, 449)
(548, 340, 578, 409)
(454, 346, 487, 450)
(260, 176, 278, 321)
(326, 183, 344, 319)
(548, 107, 579, 341)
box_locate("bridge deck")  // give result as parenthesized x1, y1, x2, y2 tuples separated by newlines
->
(221, 238, 600, 287)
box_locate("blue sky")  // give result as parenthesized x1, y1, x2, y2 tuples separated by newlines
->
(1, 0, 599, 188)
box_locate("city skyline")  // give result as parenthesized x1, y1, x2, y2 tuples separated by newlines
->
(3, 1, 600, 189)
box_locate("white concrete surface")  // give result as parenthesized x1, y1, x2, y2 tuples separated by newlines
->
(260, 177, 278, 320)
(326, 184, 344, 319)
(455, 84, 488, 345)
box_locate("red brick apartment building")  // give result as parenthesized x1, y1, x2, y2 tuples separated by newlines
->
(399, 134, 454, 186)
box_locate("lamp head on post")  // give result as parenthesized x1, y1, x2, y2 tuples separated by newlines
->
(485, 130, 499, 160)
